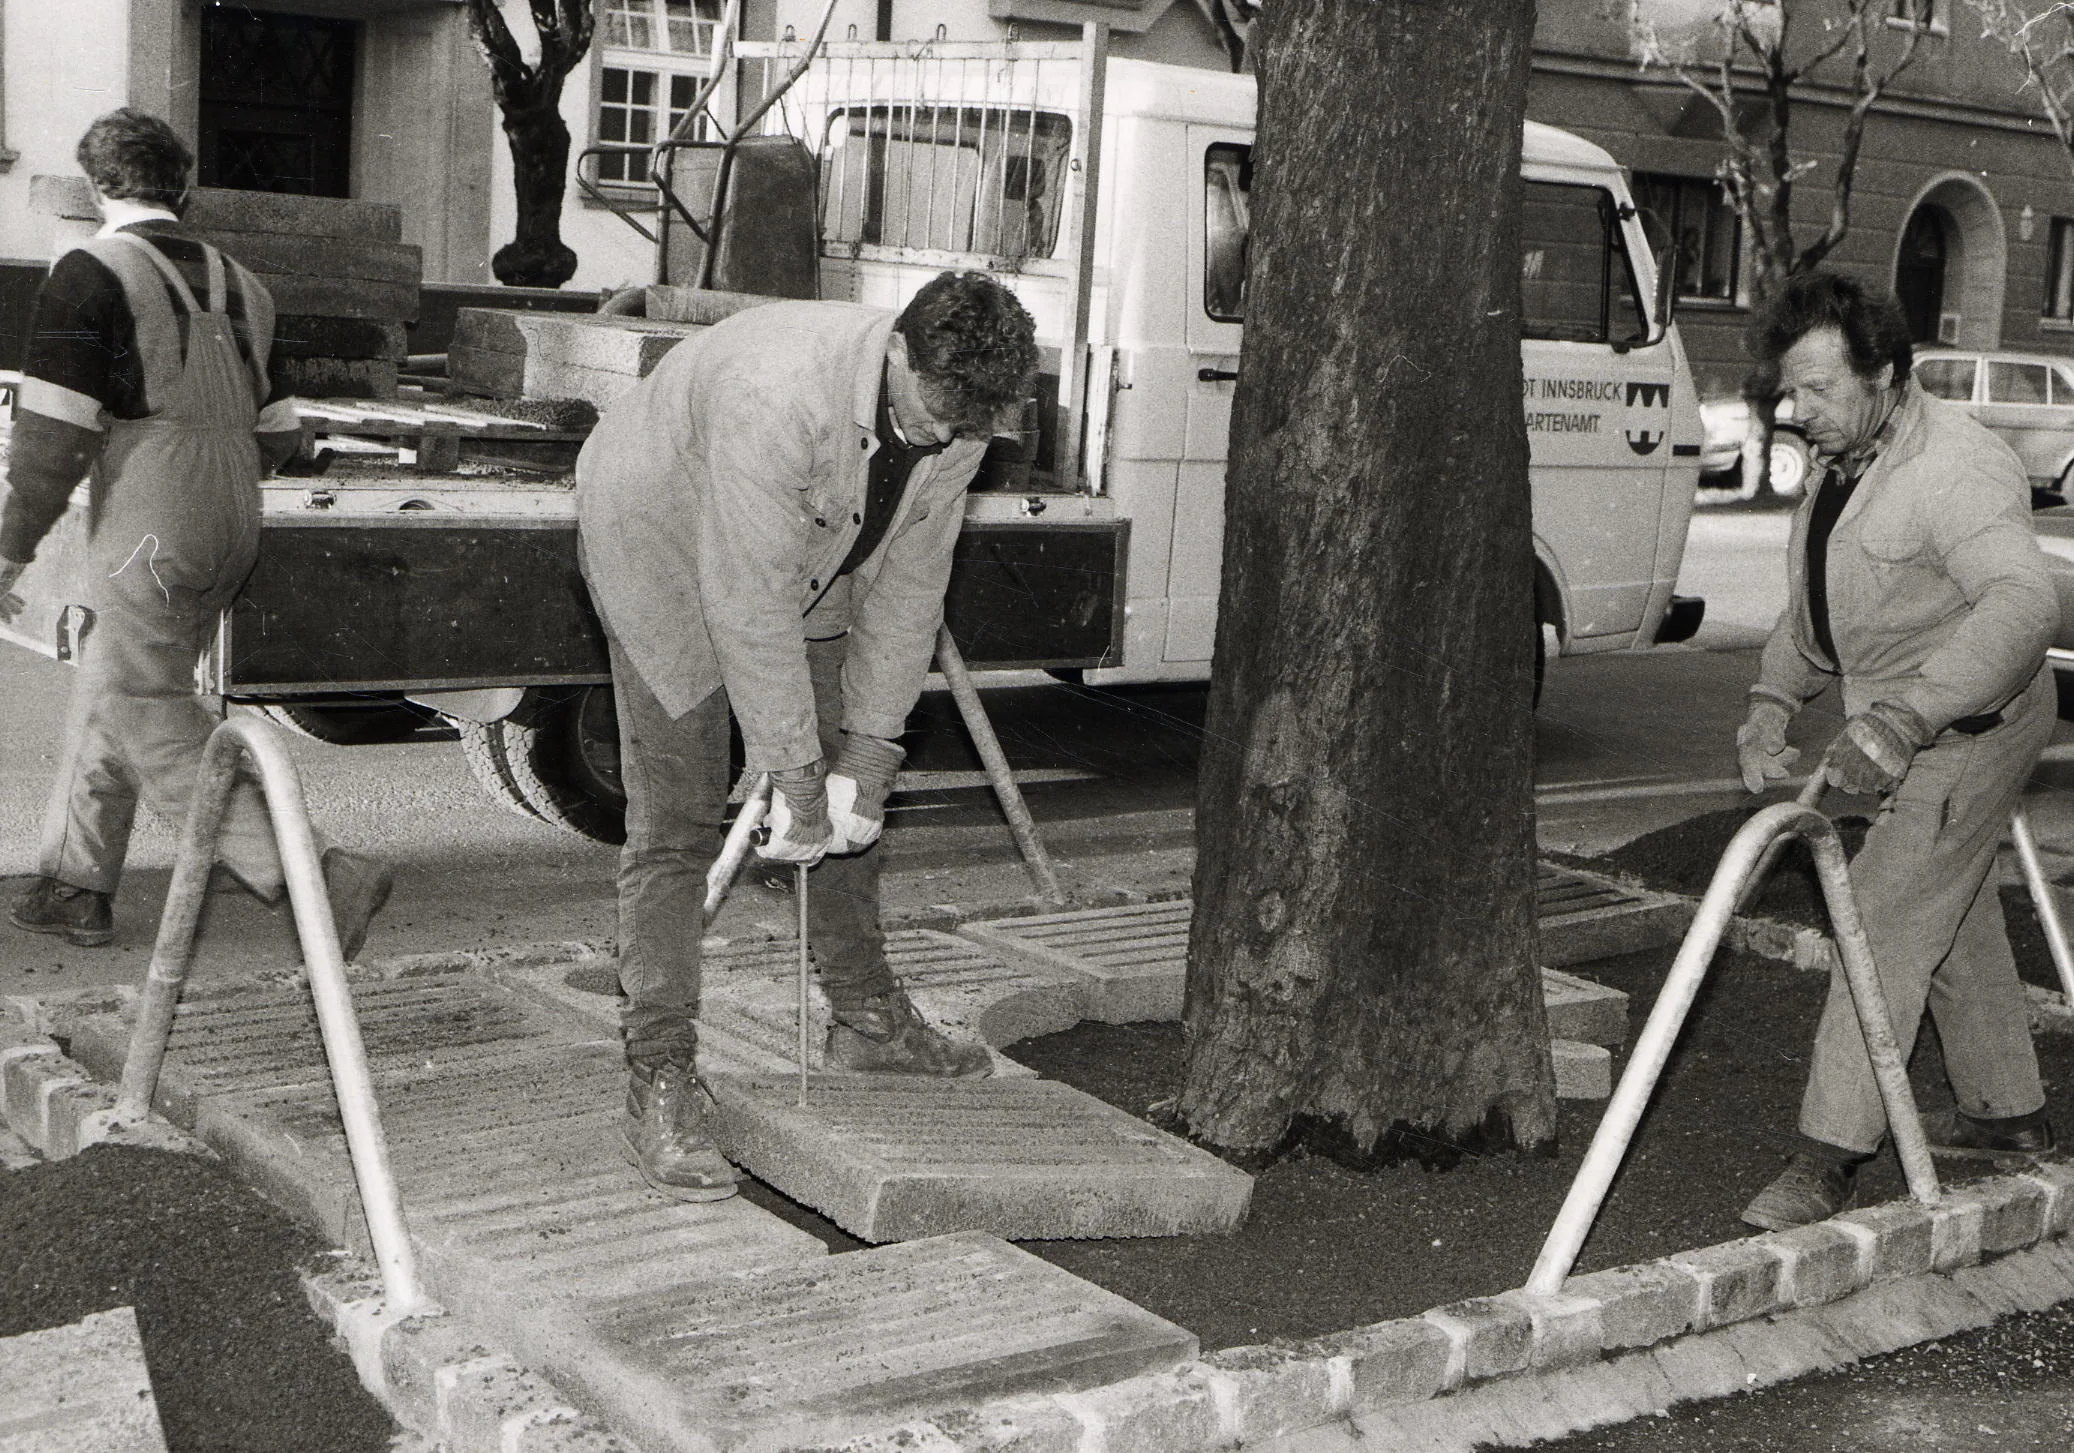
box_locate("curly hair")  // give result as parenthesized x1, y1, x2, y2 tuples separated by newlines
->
(1748, 270, 1913, 386)
(77, 109, 193, 212)
(894, 271, 1040, 438)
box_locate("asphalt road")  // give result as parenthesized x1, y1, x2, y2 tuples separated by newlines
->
(6, 507, 2072, 986)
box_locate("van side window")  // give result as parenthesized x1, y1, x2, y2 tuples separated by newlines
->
(1521, 181, 1646, 345)
(821, 107, 1072, 260)
(1205, 143, 1251, 322)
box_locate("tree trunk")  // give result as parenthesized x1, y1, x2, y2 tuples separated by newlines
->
(494, 102, 579, 288)
(1178, 0, 1554, 1168)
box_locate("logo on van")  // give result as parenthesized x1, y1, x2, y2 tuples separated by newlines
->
(1625, 380, 1669, 454)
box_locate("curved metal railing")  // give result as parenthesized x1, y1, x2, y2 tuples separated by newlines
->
(1525, 791, 1942, 1296)
(112, 716, 431, 1316)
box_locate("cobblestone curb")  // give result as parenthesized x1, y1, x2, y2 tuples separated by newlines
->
(301, 1261, 642, 1453)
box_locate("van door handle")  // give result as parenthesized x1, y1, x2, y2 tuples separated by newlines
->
(1197, 367, 1239, 382)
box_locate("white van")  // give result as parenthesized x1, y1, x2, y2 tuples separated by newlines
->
(759, 45, 1705, 684)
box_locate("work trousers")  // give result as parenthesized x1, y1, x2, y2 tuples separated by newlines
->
(40, 591, 284, 898)
(1800, 666, 2054, 1153)
(611, 632, 898, 1070)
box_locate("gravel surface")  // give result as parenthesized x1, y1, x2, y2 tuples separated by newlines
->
(0, 1146, 397, 1453)
(1005, 939, 2074, 1352)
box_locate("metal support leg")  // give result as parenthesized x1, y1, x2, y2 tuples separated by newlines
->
(2010, 806, 2074, 1009)
(1525, 799, 1938, 1296)
(114, 717, 431, 1317)
(935, 626, 1067, 906)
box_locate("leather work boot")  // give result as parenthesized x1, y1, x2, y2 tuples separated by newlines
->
(1921, 1107, 2056, 1162)
(826, 990, 993, 1077)
(1740, 1153, 1858, 1231)
(622, 1064, 738, 1201)
(9, 878, 115, 948)
(321, 849, 394, 962)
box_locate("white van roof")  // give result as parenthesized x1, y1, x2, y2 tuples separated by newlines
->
(1522, 119, 1621, 175)
(1103, 61, 1621, 179)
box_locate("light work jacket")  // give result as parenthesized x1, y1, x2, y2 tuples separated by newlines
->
(1755, 379, 2059, 733)
(576, 301, 988, 771)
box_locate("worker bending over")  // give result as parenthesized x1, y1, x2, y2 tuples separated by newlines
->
(578, 270, 1039, 1201)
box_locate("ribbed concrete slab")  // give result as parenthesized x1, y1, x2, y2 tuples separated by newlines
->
(1537, 862, 1696, 967)
(50, 975, 825, 1284)
(704, 1070, 1253, 1242)
(957, 899, 1633, 1049)
(0, 1306, 168, 1452)
(507, 1230, 1196, 1453)
(695, 930, 1083, 1081)
(957, 902, 1190, 1022)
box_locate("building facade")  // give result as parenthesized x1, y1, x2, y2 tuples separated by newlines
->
(3, 0, 2072, 395)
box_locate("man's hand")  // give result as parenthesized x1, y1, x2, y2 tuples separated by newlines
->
(758, 762, 831, 865)
(0, 558, 26, 626)
(828, 733, 904, 854)
(1822, 702, 1932, 797)
(1736, 698, 1800, 794)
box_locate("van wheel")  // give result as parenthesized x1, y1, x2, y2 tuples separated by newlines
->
(458, 720, 547, 822)
(496, 687, 629, 845)
(259, 701, 455, 746)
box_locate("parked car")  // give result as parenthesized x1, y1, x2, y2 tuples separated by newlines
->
(1697, 395, 1812, 498)
(1911, 347, 2074, 507)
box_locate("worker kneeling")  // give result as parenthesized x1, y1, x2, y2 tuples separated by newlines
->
(577, 271, 1039, 1201)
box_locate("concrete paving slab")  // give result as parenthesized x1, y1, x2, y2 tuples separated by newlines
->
(693, 930, 1079, 1080)
(0, 1306, 168, 1452)
(703, 1070, 1253, 1242)
(506, 1231, 1197, 1453)
(958, 902, 1627, 1089)
(958, 902, 1190, 1023)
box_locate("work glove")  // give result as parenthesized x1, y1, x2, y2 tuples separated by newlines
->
(757, 761, 831, 866)
(1822, 702, 1932, 797)
(827, 732, 905, 854)
(1736, 696, 1799, 794)
(0, 558, 24, 626)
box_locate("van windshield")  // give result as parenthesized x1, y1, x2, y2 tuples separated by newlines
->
(1521, 181, 1647, 345)
(821, 106, 1072, 260)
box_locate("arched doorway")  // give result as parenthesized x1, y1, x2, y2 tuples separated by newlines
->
(1896, 206, 1948, 343)
(1892, 175, 2008, 350)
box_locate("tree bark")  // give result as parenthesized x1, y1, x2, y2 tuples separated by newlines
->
(1178, 0, 1554, 1168)
(496, 103, 580, 288)
(465, 0, 593, 289)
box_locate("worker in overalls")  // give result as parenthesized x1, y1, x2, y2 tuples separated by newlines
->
(1735, 272, 2060, 1230)
(0, 109, 394, 957)
(578, 272, 1038, 1201)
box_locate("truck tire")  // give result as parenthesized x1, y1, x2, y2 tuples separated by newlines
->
(258, 701, 455, 746)
(458, 720, 548, 823)
(497, 687, 629, 845)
